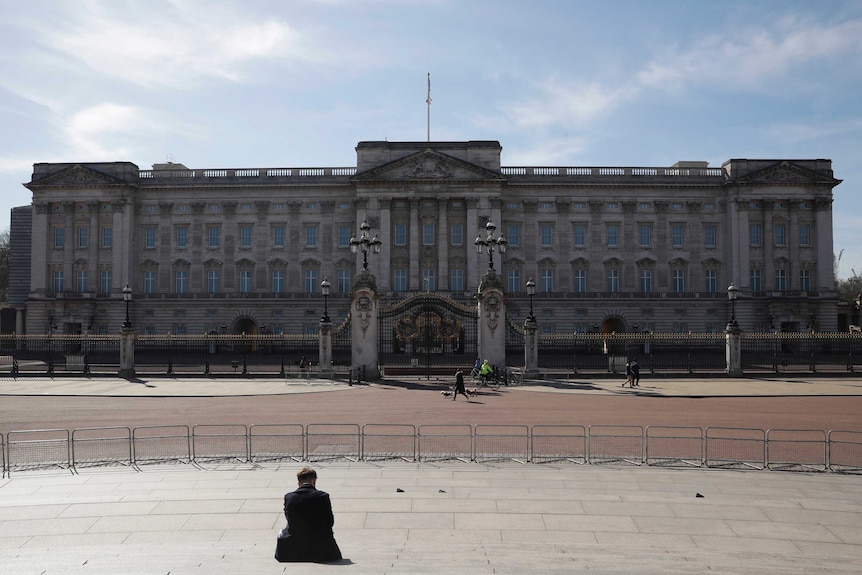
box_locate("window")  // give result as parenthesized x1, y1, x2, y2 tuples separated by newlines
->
(145, 227, 156, 249)
(671, 202, 684, 210)
(272, 270, 284, 293)
(338, 269, 350, 293)
(672, 225, 684, 248)
(338, 226, 351, 247)
(704, 202, 716, 210)
(101, 227, 113, 248)
(394, 224, 407, 246)
(704, 225, 716, 248)
(672, 269, 685, 293)
(507, 269, 520, 293)
(273, 225, 285, 247)
(450, 269, 464, 292)
(54, 227, 65, 248)
(422, 269, 436, 291)
(100, 270, 111, 294)
(639, 269, 652, 293)
(451, 223, 463, 246)
(572, 202, 586, 209)
(749, 223, 762, 246)
(53, 271, 64, 292)
(240, 226, 253, 248)
(76, 227, 89, 248)
(574, 269, 587, 293)
(774, 223, 786, 246)
(175, 271, 188, 294)
(750, 268, 762, 292)
(800, 268, 811, 291)
(207, 226, 220, 248)
(606, 225, 618, 247)
(195, 268, 215, 293)
(573, 225, 586, 247)
(607, 270, 619, 292)
(144, 271, 156, 294)
(540, 269, 554, 292)
(393, 269, 407, 291)
(639, 225, 651, 247)
(240, 270, 252, 293)
(799, 224, 810, 246)
(422, 223, 435, 246)
(239, 203, 253, 212)
(705, 270, 717, 293)
(606, 202, 618, 209)
(176, 226, 188, 248)
(639, 202, 651, 210)
(507, 224, 520, 246)
(507, 202, 520, 210)
(540, 224, 553, 247)
(304, 270, 318, 293)
(305, 225, 317, 247)
(775, 268, 786, 292)
(539, 201, 554, 209)
(76, 270, 88, 292)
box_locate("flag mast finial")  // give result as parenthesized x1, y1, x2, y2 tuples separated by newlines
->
(426, 72, 431, 142)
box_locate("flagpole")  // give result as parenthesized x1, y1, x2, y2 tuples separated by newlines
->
(426, 72, 431, 142)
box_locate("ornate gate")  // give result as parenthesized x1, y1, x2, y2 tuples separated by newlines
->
(378, 293, 478, 375)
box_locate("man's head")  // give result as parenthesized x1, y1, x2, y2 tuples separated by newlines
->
(297, 466, 318, 486)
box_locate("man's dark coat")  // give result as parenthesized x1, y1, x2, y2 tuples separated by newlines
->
(275, 483, 342, 563)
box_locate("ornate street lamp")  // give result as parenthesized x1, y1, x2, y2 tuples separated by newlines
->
(122, 284, 133, 329)
(474, 221, 507, 271)
(349, 221, 382, 271)
(320, 277, 331, 323)
(726, 283, 738, 328)
(525, 277, 536, 322)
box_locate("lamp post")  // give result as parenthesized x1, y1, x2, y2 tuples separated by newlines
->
(526, 277, 536, 322)
(122, 284, 132, 329)
(726, 283, 738, 328)
(320, 277, 331, 323)
(349, 221, 382, 271)
(474, 221, 508, 271)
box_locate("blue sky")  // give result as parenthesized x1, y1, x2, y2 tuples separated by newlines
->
(2, 0, 861, 278)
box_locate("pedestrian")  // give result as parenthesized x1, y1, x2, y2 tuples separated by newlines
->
(630, 357, 640, 387)
(453, 369, 470, 401)
(479, 359, 493, 385)
(299, 356, 309, 378)
(275, 467, 342, 563)
(622, 360, 633, 387)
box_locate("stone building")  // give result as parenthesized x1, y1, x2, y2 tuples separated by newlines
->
(14, 140, 840, 336)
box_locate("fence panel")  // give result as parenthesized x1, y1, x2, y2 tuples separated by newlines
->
(192, 424, 249, 463)
(0, 434, 5, 477)
(361, 424, 416, 461)
(72, 427, 133, 470)
(306, 424, 360, 462)
(474, 425, 529, 463)
(417, 424, 472, 462)
(705, 427, 765, 470)
(588, 425, 644, 465)
(7, 429, 71, 475)
(530, 425, 587, 464)
(766, 429, 827, 472)
(646, 426, 704, 467)
(828, 430, 862, 473)
(249, 424, 304, 462)
(132, 425, 191, 466)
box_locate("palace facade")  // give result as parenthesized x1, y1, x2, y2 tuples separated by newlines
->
(13, 140, 841, 336)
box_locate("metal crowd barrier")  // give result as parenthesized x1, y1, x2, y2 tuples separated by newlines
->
(1, 424, 860, 476)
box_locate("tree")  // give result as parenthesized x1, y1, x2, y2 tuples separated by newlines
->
(0, 228, 8, 304)
(836, 275, 862, 308)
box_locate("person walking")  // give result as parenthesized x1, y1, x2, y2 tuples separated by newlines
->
(622, 360, 634, 387)
(630, 357, 641, 387)
(453, 369, 470, 401)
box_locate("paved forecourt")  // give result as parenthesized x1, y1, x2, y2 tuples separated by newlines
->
(1, 461, 862, 574)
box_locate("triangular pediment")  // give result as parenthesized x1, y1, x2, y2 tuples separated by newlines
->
(28, 164, 129, 188)
(730, 161, 840, 186)
(353, 149, 503, 183)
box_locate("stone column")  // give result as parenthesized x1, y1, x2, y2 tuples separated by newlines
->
(523, 316, 539, 378)
(318, 319, 333, 377)
(351, 271, 380, 380)
(119, 327, 136, 379)
(725, 322, 742, 377)
(476, 270, 506, 368)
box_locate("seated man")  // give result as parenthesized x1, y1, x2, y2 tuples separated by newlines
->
(275, 467, 342, 563)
